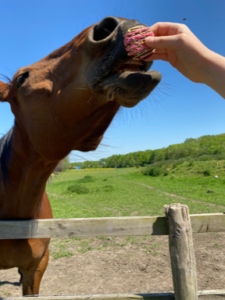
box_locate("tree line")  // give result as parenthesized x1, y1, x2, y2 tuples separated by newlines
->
(69, 133, 225, 169)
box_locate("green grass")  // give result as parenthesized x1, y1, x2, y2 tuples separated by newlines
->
(49, 235, 167, 259)
(46, 164, 225, 219)
(53, 251, 74, 259)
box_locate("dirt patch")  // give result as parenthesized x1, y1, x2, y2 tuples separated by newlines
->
(1, 233, 225, 297)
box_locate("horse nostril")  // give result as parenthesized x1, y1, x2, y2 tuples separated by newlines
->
(93, 17, 119, 41)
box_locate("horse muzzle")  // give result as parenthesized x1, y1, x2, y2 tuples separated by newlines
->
(87, 16, 161, 108)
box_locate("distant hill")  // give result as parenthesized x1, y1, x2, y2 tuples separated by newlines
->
(70, 133, 225, 169)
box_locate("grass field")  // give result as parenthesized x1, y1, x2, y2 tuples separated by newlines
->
(46, 162, 225, 219)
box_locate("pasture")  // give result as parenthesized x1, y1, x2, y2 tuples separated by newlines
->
(47, 166, 225, 219)
(1, 166, 225, 297)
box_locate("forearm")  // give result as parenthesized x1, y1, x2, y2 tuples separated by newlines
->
(200, 50, 225, 99)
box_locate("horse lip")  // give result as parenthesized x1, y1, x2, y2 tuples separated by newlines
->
(88, 22, 152, 89)
(112, 59, 150, 74)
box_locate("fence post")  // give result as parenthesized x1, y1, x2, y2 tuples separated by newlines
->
(164, 203, 198, 300)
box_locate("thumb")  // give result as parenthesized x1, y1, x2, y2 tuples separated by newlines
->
(145, 35, 181, 50)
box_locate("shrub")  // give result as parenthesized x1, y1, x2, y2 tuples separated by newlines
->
(67, 184, 90, 194)
(172, 160, 185, 168)
(77, 175, 94, 183)
(143, 166, 163, 177)
(102, 185, 114, 192)
(215, 153, 225, 160)
(203, 169, 211, 176)
(198, 155, 215, 161)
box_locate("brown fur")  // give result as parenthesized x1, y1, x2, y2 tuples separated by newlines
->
(0, 17, 160, 295)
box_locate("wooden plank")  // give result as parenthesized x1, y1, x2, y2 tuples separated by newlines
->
(191, 213, 225, 233)
(0, 292, 175, 300)
(198, 290, 225, 299)
(1, 291, 225, 300)
(0, 216, 168, 239)
(165, 204, 198, 300)
(0, 213, 225, 239)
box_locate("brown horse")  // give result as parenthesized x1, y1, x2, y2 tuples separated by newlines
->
(0, 17, 161, 296)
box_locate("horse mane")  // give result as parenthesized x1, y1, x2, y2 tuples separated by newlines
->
(0, 127, 14, 183)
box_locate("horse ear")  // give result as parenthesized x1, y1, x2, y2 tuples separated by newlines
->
(0, 81, 10, 102)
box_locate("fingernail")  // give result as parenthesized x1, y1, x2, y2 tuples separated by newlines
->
(145, 37, 154, 44)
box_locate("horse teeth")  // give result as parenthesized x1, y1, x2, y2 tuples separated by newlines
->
(117, 68, 142, 73)
(115, 60, 145, 74)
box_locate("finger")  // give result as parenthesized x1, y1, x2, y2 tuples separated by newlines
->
(148, 22, 188, 36)
(145, 34, 184, 50)
(148, 22, 172, 36)
(151, 48, 167, 54)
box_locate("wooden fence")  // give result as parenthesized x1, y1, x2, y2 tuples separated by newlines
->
(1, 204, 225, 300)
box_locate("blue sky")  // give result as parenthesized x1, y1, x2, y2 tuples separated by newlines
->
(0, 0, 225, 162)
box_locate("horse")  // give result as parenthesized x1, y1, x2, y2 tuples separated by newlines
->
(0, 16, 161, 296)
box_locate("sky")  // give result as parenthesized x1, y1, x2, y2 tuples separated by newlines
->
(0, 0, 225, 162)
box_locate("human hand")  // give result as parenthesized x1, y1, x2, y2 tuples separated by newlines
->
(144, 22, 212, 83)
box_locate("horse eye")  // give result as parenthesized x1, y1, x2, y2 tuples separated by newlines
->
(17, 71, 29, 89)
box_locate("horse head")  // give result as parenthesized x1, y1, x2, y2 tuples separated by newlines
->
(0, 17, 161, 161)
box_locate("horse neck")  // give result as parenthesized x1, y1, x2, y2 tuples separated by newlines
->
(0, 122, 58, 219)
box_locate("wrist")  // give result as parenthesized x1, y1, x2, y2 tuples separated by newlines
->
(199, 50, 225, 98)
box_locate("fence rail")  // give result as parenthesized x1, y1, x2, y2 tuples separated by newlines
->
(0, 213, 225, 239)
(1, 290, 225, 300)
(1, 208, 225, 300)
